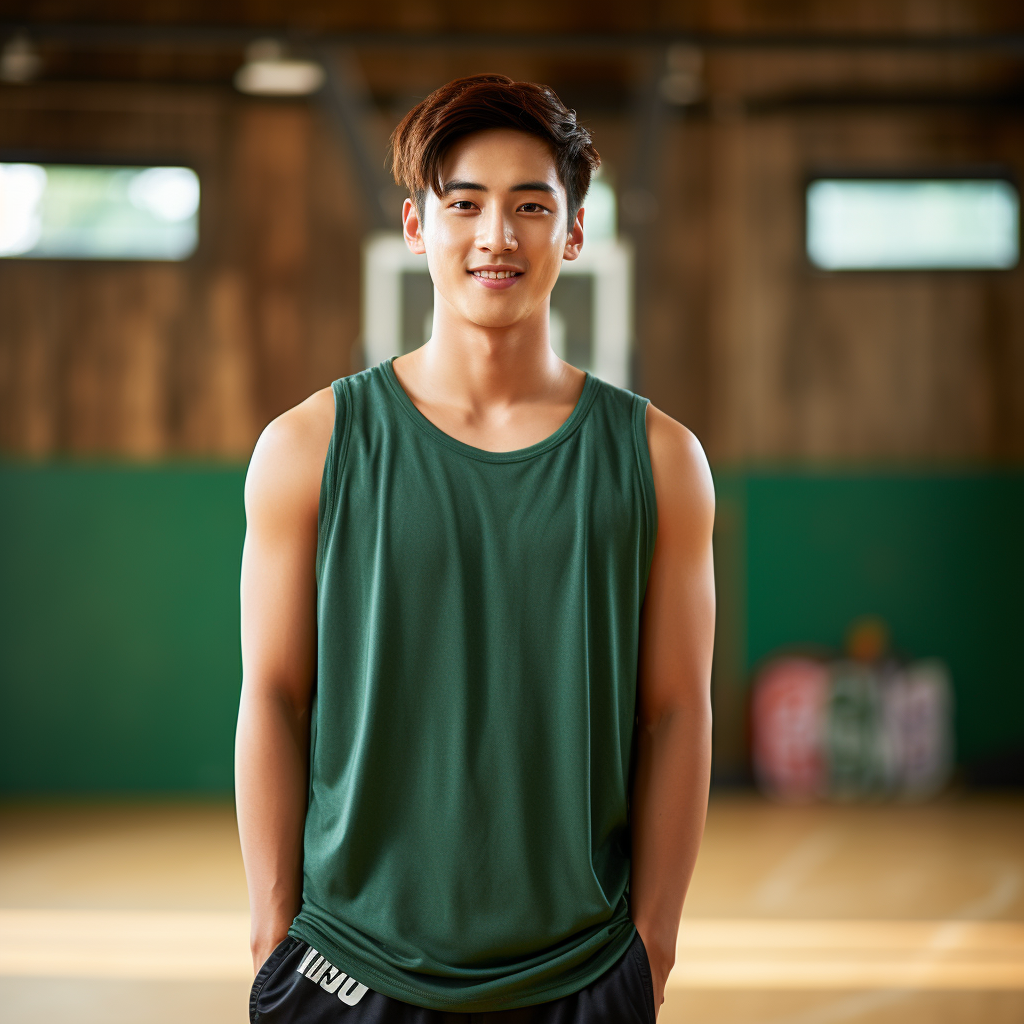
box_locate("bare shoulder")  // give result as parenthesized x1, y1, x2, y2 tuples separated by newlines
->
(244, 386, 337, 527)
(644, 403, 715, 542)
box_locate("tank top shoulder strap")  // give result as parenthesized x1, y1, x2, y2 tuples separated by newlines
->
(629, 391, 658, 585)
(316, 374, 351, 580)
(315, 365, 401, 580)
(586, 377, 659, 590)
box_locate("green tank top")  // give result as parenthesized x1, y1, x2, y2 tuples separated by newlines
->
(289, 356, 658, 1012)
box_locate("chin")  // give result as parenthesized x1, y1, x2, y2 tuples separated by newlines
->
(461, 299, 534, 331)
(469, 313, 525, 330)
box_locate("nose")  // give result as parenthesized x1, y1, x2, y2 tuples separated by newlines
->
(475, 204, 518, 254)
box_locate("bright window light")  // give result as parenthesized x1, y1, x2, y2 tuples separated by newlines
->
(583, 176, 617, 242)
(807, 178, 1019, 270)
(0, 163, 199, 260)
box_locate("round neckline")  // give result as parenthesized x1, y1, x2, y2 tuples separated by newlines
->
(380, 355, 599, 463)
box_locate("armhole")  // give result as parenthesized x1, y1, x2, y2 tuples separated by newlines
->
(315, 378, 351, 585)
(631, 394, 658, 596)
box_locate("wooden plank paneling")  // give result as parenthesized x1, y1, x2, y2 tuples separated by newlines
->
(1, 37, 1023, 464)
(0, 85, 362, 460)
(692, 103, 1024, 463)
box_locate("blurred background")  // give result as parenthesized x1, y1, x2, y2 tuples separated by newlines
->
(1, 3, 1022, 1023)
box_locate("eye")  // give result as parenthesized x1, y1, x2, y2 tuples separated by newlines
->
(518, 202, 548, 213)
(451, 200, 477, 211)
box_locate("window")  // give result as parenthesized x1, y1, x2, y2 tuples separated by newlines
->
(806, 178, 1018, 271)
(0, 163, 200, 260)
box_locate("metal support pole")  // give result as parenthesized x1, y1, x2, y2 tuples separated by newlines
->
(620, 46, 673, 393)
(314, 45, 393, 231)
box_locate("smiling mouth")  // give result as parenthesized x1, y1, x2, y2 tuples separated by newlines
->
(469, 269, 522, 280)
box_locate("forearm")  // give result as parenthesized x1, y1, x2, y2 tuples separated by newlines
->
(235, 684, 311, 971)
(629, 700, 712, 971)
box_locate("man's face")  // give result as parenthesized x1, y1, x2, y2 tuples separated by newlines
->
(402, 128, 584, 331)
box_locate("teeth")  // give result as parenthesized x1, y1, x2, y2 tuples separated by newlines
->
(473, 270, 518, 279)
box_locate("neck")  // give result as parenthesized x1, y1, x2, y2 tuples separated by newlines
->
(411, 292, 570, 411)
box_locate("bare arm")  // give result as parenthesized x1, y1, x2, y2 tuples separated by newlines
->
(630, 404, 716, 1019)
(235, 388, 335, 975)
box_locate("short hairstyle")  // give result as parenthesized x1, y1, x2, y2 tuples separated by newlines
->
(391, 73, 601, 231)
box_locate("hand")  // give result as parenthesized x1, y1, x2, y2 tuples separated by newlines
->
(635, 922, 673, 1021)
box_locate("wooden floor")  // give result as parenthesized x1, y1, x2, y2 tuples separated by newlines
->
(1, 793, 1022, 1023)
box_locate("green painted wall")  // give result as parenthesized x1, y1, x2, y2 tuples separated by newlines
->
(1, 464, 1021, 793)
(712, 470, 1024, 778)
(0, 463, 246, 793)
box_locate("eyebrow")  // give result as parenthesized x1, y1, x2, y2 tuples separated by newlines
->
(441, 179, 558, 196)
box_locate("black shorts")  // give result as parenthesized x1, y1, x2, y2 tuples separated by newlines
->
(250, 931, 656, 1024)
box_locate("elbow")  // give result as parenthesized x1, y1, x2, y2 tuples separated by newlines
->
(638, 694, 711, 737)
(239, 672, 313, 729)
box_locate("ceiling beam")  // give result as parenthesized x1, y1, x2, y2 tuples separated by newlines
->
(3, 24, 1024, 54)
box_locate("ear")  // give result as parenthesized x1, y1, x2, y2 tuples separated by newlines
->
(403, 197, 426, 255)
(562, 206, 585, 262)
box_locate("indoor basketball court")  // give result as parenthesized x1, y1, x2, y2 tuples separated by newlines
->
(1, 4, 1022, 1023)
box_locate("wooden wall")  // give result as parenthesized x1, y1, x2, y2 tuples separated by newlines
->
(1, 37, 1023, 465)
(0, 85, 363, 460)
(643, 96, 1024, 464)
(627, 40, 1024, 464)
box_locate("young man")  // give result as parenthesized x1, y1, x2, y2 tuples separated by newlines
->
(236, 74, 714, 1023)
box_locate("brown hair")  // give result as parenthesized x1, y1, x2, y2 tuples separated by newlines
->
(391, 73, 601, 230)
